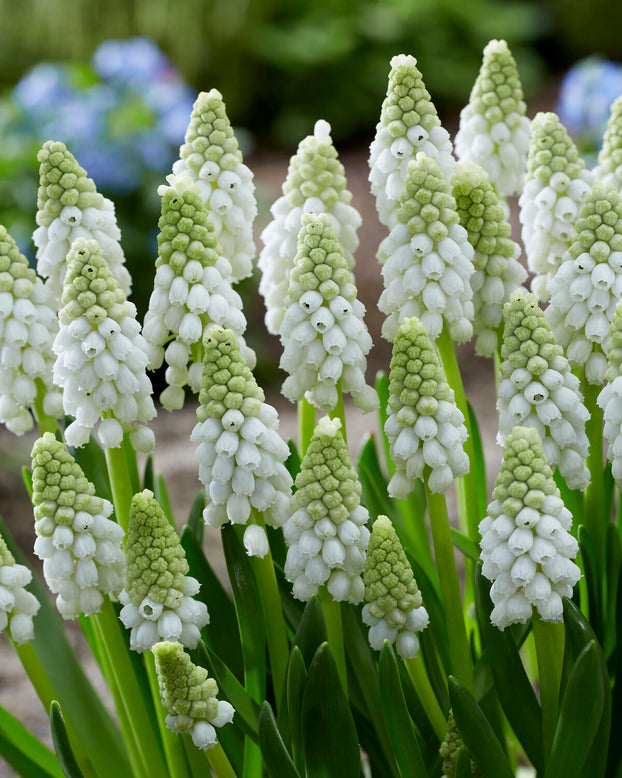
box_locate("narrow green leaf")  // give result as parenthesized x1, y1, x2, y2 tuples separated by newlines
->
(375, 370, 392, 476)
(285, 647, 307, 774)
(553, 470, 582, 526)
(455, 747, 473, 778)
(301, 643, 361, 778)
(286, 440, 301, 482)
(258, 702, 300, 778)
(611, 572, 622, 775)
(466, 401, 487, 516)
(142, 454, 155, 492)
(378, 643, 427, 777)
(292, 596, 327, 669)
(49, 702, 86, 778)
(155, 474, 175, 525)
(358, 436, 398, 522)
(21, 465, 33, 497)
(0, 704, 63, 778)
(71, 436, 112, 502)
(186, 492, 205, 545)
(122, 432, 140, 494)
(578, 525, 603, 641)
(180, 525, 243, 680)
(450, 527, 480, 562)
(475, 568, 544, 773)
(449, 676, 514, 778)
(605, 522, 622, 656)
(544, 642, 605, 778)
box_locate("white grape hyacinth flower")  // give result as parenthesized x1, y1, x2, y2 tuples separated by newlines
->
(0, 533, 40, 644)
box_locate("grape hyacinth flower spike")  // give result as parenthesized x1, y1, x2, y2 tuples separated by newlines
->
(369, 54, 455, 234)
(191, 326, 292, 556)
(153, 641, 235, 750)
(362, 515, 429, 659)
(31, 432, 125, 619)
(259, 119, 361, 335)
(170, 89, 256, 282)
(593, 96, 622, 191)
(452, 160, 526, 356)
(33, 140, 131, 303)
(598, 299, 622, 485)
(279, 212, 377, 413)
(455, 39, 530, 199)
(479, 426, 581, 630)
(385, 317, 469, 496)
(0, 226, 62, 434)
(283, 416, 370, 603)
(497, 290, 590, 489)
(53, 238, 156, 450)
(119, 490, 209, 653)
(0, 533, 40, 644)
(378, 153, 475, 344)
(519, 112, 593, 301)
(546, 181, 622, 384)
(142, 174, 252, 411)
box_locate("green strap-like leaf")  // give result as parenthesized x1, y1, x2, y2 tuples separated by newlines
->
(258, 701, 300, 778)
(378, 643, 427, 777)
(292, 596, 328, 669)
(301, 643, 361, 778)
(285, 647, 307, 774)
(186, 492, 205, 545)
(449, 676, 514, 778)
(0, 703, 63, 778)
(50, 702, 86, 778)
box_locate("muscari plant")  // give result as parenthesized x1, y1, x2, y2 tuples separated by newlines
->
(1, 37, 622, 778)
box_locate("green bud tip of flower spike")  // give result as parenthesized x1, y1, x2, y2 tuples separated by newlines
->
(0, 534, 15, 568)
(526, 112, 586, 185)
(380, 55, 440, 138)
(397, 154, 459, 236)
(597, 96, 622, 175)
(0, 226, 36, 295)
(180, 89, 242, 175)
(467, 39, 526, 122)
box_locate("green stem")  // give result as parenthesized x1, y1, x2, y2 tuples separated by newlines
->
(532, 615, 564, 759)
(206, 742, 238, 778)
(32, 378, 60, 436)
(319, 587, 348, 693)
(248, 512, 290, 709)
(404, 655, 447, 740)
(298, 397, 316, 457)
(583, 376, 606, 579)
(105, 444, 135, 532)
(424, 479, 474, 692)
(329, 381, 347, 441)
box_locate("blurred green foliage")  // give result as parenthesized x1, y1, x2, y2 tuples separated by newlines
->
(0, 0, 548, 145)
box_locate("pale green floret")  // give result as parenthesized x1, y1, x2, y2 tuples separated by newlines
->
(153, 641, 220, 724)
(283, 130, 351, 211)
(606, 300, 622, 380)
(0, 535, 15, 567)
(156, 187, 220, 272)
(379, 56, 441, 138)
(596, 96, 622, 180)
(31, 432, 101, 521)
(363, 515, 422, 619)
(0, 227, 37, 293)
(197, 326, 264, 424)
(398, 156, 458, 235)
(36, 141, 102, 228)
(491, 428, 557, 510)
(179, 89, 242, 174)
(526, 112, 586, 185)
(126, 490, 189, 609)
(439, 710, 480, 778)
(466, 40, 526, 123)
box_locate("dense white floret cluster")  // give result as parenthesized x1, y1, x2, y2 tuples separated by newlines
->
(259, 120, 361, 335)
(593, 96, 622, 192)
(0, 533, 40, 645)
(53, 239, 156, 451)
(170, 89, 256, 282)
(0, 226, 62, 434)
(369, 54, 455, 234)
(119, 490, 209, 653)
(519, 112, 593, 301)
(33, 140, 130, 303)
(479, 426, 581, 630)
(378, 153, 475, 343)
(31, 433, 125, 619)
(546, 181, 622, 384)
(497, 291, 590, 490)
(279, 213, 377, 413)
(191, 326, 292, 555)
(598, 300, 622, 486)
(455, 40, 530, 199)
(385, 317, 469, 496)
(142, 175, 252, 411)
(284, 416, 370, 603)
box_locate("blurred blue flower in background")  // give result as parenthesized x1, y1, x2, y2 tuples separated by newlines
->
(556, 56, 622, 156)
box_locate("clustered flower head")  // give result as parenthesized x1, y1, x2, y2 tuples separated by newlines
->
(191, 326, 292, 556)
(593, 96, 622, 191)
(153, 640, 235, 750)
(546, 181, 622, 384)
(142, 175, 252, 411)
(284, 416, 370, 603)
(479, 426, 581, 630)
(0, 532, 40, 645)
(259, 119, 361, 335)
(279, 213, 377, 413)
(385, 317, 469, 496)
(497, 290, 590, 490)
(439, 710, 480, 778)
(119, 490, 209, 653)
(598, 299, 622, 486)
(369, 54, 455, 232)
(30, 432, 125, 619)
(170, 89, 256, 282)
(378, 153, 475, 344)
(33, 140, 131, 303)
(451, 160, 526, 356)
(455, 40, 530, 199)
(53, 238, 156, 451)
(0, 226, 62, 434)
(519, 112, 593, 301)
(362, 515, 428, 659)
